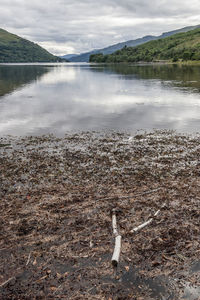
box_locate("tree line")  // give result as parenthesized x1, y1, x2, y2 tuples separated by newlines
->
(90, 28, 200, 63)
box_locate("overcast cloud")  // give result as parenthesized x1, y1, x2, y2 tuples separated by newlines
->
(0, 0, 200, 55)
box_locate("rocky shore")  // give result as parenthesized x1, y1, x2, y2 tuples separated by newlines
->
(0, 130, 199, 299)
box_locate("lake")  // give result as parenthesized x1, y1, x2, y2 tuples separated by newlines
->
(0, 62, 200, 136)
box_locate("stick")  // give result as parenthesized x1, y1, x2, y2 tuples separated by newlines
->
(135, 188, 161, 197)
(96, 188, 161, 202)
(0, 277, 15, 288)
(112, 212, 118, 236)
(112, 235, 121, 267)
(111, 209, 122, 266)
(26, 252, 31, 266)
(131, 209, 161, 233)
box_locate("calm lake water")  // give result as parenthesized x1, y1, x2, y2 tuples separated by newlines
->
(0, 62, 200, 136)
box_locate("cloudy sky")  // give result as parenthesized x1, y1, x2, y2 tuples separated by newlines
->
(0, 0, 200, 55)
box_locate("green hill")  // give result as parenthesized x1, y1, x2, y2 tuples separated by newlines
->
(0, 28, 64, 63)
(65, 24, 200, 62)
(90, 28, 200, 63)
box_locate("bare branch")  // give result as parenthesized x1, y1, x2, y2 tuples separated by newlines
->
(111, 209, 122, 266)
(111, 235, 121, 267)
(131, 209, 161, 233)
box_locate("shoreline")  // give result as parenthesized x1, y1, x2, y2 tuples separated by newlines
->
(89, 60, 200, 66)
(0, 130, 199, 299)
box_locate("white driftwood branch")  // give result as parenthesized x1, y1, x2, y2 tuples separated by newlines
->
(111, 209, 122, 266)
(112, 212, 118, 236)
(111, 235, 121, 266)
(131, 209, 161, 233)
(131, 218, 153, 232)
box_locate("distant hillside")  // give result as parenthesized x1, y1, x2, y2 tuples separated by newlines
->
(67, 25, 200, 62)
(90, 28, 200, 63)
(61, 54, 78, 60)
(0, 28, 65, 63)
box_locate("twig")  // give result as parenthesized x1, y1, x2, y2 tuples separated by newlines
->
(26, 252, 31, 266)
(0, 277, 15, 288)
(96, 187, 161, 202)
(111, 209, 122, 267)
(36, 275, 48, 282)
(53, 284, 62, 295)
(130, 209, 161, 233)
(135, 188, 161, 196)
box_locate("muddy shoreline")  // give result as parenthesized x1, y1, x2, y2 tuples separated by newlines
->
(0, 130, 199, 299)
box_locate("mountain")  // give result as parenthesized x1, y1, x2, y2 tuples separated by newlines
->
(90, 28, 200, 63)
(67, 24, 200, 62)
(0, 28, 66, 63)
(67, 36, 155, 62)
(61, 54, 78, 60)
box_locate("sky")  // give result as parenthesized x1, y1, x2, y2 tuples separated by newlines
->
(0, 0, 200, 56)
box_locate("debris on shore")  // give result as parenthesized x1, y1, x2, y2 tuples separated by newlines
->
(0, 130, 199, 299)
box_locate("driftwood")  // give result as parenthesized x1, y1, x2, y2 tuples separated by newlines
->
(112, 235, 121, 267)
(111, 209, 122, 266)
(131, 209, 161, 233)
(112, 212, 118, 236)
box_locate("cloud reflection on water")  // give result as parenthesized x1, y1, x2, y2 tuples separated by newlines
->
(0, 63, 200, 136)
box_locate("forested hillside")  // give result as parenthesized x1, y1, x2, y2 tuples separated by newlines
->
(0, 28, 64, 63)
(90, 28, 200, 63)
(65, 25, 200, 62)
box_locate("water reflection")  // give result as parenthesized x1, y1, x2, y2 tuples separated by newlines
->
(0, 63, 200, 136)
(90, 63, 200, 92)
(0, 65, 50, 97)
